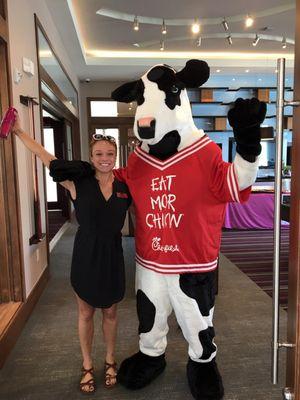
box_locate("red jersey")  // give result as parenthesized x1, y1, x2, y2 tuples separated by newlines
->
(114, 135, 251, 274)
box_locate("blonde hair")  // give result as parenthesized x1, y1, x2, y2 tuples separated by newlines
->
(89, 137, 117, 156)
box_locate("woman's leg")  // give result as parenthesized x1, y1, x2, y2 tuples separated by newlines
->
(102, 304, 118, 386)
(76, 293, 95, 392)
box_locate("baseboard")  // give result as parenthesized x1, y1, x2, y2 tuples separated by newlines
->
(0, 266, 50, 369)
(49, 221, 71, 253)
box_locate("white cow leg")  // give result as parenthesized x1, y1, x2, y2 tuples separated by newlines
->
(136, 264, 173, 357)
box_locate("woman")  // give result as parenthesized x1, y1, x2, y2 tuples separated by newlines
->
(11, 115, 131, 394)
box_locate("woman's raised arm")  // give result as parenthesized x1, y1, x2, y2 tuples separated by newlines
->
(12, 114, 75, 195)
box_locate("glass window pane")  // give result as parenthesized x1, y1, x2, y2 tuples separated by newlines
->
(44, 128, 58, 202)
(90, 101, 118, 117)
(89, 100, 136, 117)
(38, 28, 78, 109)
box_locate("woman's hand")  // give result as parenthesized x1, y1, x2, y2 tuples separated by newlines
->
(11, 114, 23, 135)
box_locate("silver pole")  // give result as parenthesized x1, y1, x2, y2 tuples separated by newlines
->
(271, 58, 285, 384)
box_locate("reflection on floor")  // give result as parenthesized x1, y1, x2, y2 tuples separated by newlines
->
(0, 224, 287, 400)
(221, 228, 289, 309)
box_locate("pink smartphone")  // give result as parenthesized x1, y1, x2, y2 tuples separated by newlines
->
(0, 107, 17, 139)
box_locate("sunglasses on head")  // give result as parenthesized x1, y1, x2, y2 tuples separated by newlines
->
(92, 133, 116, 142)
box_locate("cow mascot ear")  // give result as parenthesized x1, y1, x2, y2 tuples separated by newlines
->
(176, 59, 210, 88)
(111, 79, 145, 104)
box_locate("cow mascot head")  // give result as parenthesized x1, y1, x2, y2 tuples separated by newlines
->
(112, 60, 210, 160)
(112, 60, 265, 400)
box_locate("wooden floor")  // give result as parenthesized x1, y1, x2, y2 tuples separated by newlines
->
(0, 302, 22, 337)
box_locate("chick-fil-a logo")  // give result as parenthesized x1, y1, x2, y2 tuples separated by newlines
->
(151, 237, 179, 253)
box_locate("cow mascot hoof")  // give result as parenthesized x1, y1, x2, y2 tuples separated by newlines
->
(187, 358, 224, 400)
(117, 351, 166, 389)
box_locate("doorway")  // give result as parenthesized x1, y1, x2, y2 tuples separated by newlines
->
(42, 108, 73, 241)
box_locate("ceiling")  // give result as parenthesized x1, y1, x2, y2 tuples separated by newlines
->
(45, 0, 295, 81)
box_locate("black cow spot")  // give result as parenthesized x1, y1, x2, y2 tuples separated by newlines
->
(111, 79, 145, 105)
(136, 289, 156, 334)
(135, 79, 145, 106)
(198, 327, 216, 360)
(179, 272, 216, 317)
(148, 130, 181, 160)
(147, 66, 185, 110)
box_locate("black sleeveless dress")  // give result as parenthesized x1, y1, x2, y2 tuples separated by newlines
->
(49, 160, 131, 308)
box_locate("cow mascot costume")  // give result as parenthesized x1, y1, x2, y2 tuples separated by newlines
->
(112, 60, 266, 400)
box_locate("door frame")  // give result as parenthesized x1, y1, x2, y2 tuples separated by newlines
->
(0, 0, 24, 303)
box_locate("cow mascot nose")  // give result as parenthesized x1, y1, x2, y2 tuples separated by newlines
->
(111, 59, 265, 400)
(137, 117, 156, 139)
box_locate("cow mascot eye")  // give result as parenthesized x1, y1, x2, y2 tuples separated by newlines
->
(171, 85, 179, 94)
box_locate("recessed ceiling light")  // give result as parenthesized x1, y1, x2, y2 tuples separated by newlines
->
(258, 78, 262, 81)
(245, 69, 250, 73)
(282, 37, 287, 49)
(252, 34, 260, 47)
(133, 16, 139, 31)
(216, 69, 221, 73)
(232, 78, 236, 81)
(162, 19, 167, 35)
(133, 43, 140, 47)
(222, 18, 229, 32)
(191, 19, 200, 34)
(245, 15, 254, 28)
(227, 35, 233, 45)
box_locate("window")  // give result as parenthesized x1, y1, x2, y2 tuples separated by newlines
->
(44, 128, 58, 202)
(90, 101, 118, 117)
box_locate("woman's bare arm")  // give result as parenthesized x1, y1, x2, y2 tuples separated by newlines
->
(12, 115, 75, 196)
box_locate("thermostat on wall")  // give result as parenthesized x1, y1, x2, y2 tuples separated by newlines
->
(22, 57, 35, 76)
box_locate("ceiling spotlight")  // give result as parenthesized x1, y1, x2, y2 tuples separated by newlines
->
(133, 43, 140, 47)
(191, 19, 200, 34)
(222, 18, 229, 32)
(160, 40, 165, 51)
(133, 16, 139, 31)
(282, 37, 287, 49)
(252, 34, 260, 46)
(245, 69, 250, 73)
(216, 69, 221, 73)
(196, 36, 202, 47)
(162, 19, 167, 35)
(227, 35, 233, 45)
(245, 14, 254, 28)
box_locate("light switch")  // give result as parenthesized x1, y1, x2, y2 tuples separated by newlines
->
(22, 57, 34, 76)
(13, 68, 22, 84)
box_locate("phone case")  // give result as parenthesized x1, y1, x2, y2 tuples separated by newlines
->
(0, 107, 17, 139)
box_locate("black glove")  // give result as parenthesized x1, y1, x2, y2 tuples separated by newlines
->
(228, 98, 267, 162)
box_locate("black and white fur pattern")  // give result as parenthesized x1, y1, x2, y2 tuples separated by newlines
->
(112, 60, 262, 399)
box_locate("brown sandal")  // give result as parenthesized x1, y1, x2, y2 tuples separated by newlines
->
(104, 361, 118, 388)
(79, 367, 96, 394)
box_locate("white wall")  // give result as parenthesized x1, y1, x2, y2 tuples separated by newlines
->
(79, 81, 125, 160)
(7, 0, 80, 298)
